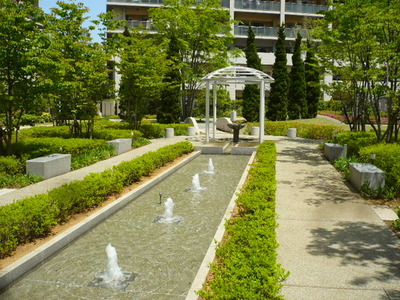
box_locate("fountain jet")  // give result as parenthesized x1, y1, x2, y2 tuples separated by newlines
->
(190, 173, 207, 192)
(204, 158, 217, 174)
(155, 197, 182, 224)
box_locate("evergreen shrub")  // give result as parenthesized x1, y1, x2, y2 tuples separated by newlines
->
(336, 131, 377, 156)
(199, 142, 288, 299)
(245, 121, 343, 140)
(139, 123, 191, 139)
(0, 156, 24, 175)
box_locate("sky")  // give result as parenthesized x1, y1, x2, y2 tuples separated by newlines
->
(39, 0, 106, 43)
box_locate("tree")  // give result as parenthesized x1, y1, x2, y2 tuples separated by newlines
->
(242, 26, 263, 122)
(0, 0, 46, 154)
(118, 29, 167, 129)
(313, 0, 400, 142)
(304, 40, 321, 118)
(149, 0, 237, 120)
(287, 33, 307, 120)
(267, 25, 289, 121)
(157, 35, 182, 124)
(43, 1, 112, 138)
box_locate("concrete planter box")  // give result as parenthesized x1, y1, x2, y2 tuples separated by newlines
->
(349, 163, 385, 191)
(26, 154, 71, 179)
(107, 139, 132, 155)
(324, 143, 347, 162)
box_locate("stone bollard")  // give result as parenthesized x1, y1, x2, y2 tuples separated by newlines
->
(187, 126, 195, 136)
(165, 128, 174, 138)
(287, 128, 297, 138)
(251, 126, 260, 136)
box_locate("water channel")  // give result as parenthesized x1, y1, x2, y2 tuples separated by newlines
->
(1, 154, 251, 299)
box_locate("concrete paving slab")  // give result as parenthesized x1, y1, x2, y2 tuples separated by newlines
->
(371, 205, 399, 221)
(282, 285, 389, 300)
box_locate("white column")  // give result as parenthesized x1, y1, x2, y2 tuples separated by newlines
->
(205, 82, 210, 142)
(280, 0, 285, 26)
(259, 81, 265, 143)
(213, 84, 217, 139)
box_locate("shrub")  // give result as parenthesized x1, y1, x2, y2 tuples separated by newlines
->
(359, 143, 400, 195)
(19, 126, 71, 139)
(336, 131, 377, 156)
(139, 123, 191, 139)
(333, 156, 361, 180)
(199, 142, 288, 299)
(12, 138, 108, 159)
(245, 121, 343, 140)
(0, 156, 24, 175)
(92, 128, 142, 140)
(0, 141, 194, 257)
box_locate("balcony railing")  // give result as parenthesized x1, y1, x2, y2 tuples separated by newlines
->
(234, 0, 280, 11)
(110, 0, 164, 3)
(109, 0, 229, 7)
(126, 20, 155, 30)
(285, 3, 328, 14)
(234, 25, 308, 38)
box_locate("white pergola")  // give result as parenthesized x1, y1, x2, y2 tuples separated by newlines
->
(201, 66, 274, 143)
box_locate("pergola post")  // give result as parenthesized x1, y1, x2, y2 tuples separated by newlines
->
(205, 81, 210, 143)
(259, 80, 265, 143)
(212, 83, 217, 139)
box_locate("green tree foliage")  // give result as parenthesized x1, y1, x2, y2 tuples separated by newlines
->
(314, 0, 400, 142)
(304, 40, 321, 118)
(287, 33, 307, 120)
(0, 0, 46, 154)
(149, 0, 237, 120)
(242, 26, 263, 122)
(157, 35, 182, 124)
(267, 25, 289, 121)
(43, 1, 111, 138)
(118, 29, 167, 129)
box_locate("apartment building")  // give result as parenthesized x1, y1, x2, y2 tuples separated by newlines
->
(104, 0, 329, 112)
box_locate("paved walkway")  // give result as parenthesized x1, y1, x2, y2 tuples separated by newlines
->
(274, 137, 400, 300)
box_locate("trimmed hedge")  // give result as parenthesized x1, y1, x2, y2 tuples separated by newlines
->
(246, 121, 343, 140)
(139, 123, 191, 139)
(12, 138, 108, 160)
(359, 143, 400, 194)
(0, 141, 194, 258)
(0, 156, 24, 175)
(19, 126, 71, 139)
(92, 128, 142, 141)
(199, 142, 288, 300)
(336, 131, 377, 156)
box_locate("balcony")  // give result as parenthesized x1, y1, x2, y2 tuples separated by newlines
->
(109, 0, 163, 3)
(285, 3, 328, 14)
(234, 25, 307, 38)
(234, 0, 280, 12)
(126, 20, 155, 30)
(108, 0, 229, 7)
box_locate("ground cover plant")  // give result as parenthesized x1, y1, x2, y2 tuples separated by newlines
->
(199, 141, 288, 299)
(0, 141, 194, 258)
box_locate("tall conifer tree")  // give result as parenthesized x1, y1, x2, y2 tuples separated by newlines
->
(287, 33, 307, 119)
(242, 26, 262, 122)
(267, 25, 289, 121)
(157, 35, 182, 123)
(304, 40, 321, 118)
